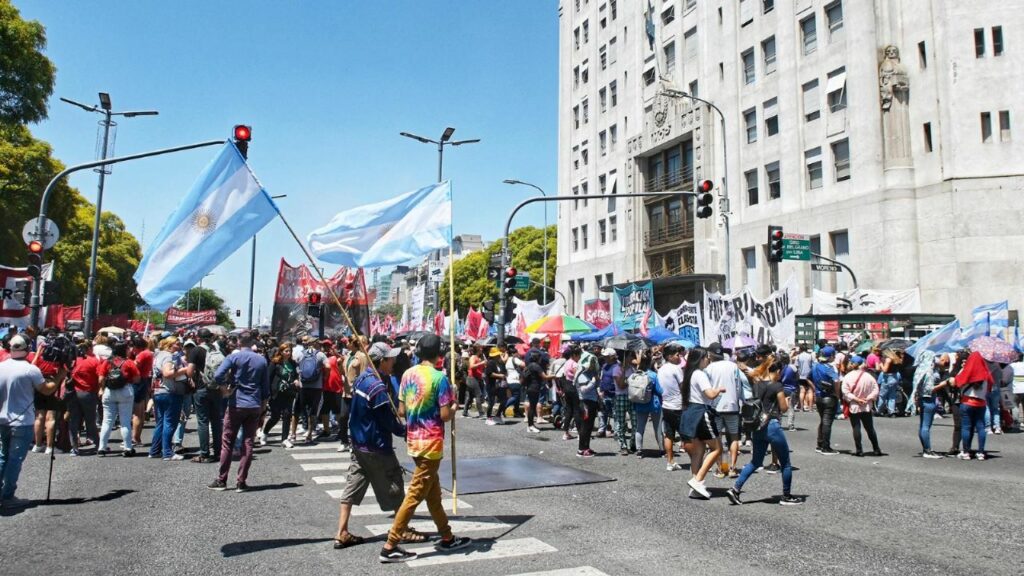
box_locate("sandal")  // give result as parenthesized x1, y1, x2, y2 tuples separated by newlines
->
(399, 528, 429, 544)
(190, 455, 215, 463)
(333, 532, 365, 549)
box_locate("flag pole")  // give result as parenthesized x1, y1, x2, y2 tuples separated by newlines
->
(448, 188, 459, 515)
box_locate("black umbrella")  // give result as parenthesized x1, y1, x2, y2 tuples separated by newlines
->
(603, 333, 649, 352)
(878, 338, 912, 352)
(475, 335, 523, 346)
(394, 330, 432, 342)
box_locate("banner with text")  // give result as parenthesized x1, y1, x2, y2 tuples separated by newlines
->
(613, 281, 654, 331)
(583, 299, 612, 329)
(703, 276, 799, 346)
(811, 288, 921, 314)
(409, 284, 426, 331)
(658, 300, 704, 345)
(165, 307, 217, 326)
(0, 263, 52, 329)
(270, 258, 369, 340)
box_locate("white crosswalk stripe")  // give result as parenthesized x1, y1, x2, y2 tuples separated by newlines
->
(507, 568, 610, 576)
(349, 498, 471, 517)
(300, 462, 350, 471)
(290, 452, 349, 460)
(324, 483, 409, 500)
(311, 475, 348, 484)
(364, 517, 513, 536)
(404, 537, 556, 568)
(283, 444, 342, 451)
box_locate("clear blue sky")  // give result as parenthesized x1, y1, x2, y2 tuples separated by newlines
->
(16, 1, 559, 323)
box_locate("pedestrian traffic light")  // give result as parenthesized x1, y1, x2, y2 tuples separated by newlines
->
(502, 298, 518, 325)
(41, 280, 60, 306)
(503, 266, 518, 299)
(768, 225, 784, 263)
(233, 124, 252, 158)
(307, 292, 323, 317)
(695, 180, 714, 219)
(482, 299, 495, 324)
(13, 279, 32, 307)
(27, 241, 43, 280)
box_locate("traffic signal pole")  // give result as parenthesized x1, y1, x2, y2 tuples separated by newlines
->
(496, 191, 692, 346)
(28, 139, 227, 330)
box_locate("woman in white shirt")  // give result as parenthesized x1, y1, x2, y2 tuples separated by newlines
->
(679, 347, 725, 500)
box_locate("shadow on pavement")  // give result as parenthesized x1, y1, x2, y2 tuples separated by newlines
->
(1, 489, 136, 517)
(245, 482, 303, 492)
(221, 538, 333, 557)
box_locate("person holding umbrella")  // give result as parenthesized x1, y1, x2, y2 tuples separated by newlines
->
(954, 351, 994, 460)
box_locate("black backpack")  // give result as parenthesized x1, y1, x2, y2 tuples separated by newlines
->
(740, 380, 770, 432)
(106, 358, 128, 390)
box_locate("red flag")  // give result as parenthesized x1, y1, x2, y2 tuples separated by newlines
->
(433, 311, 446, 335)
(478, 319, 489, 339)
(466, 307, 483, 339)
(639, 308, 651, 337)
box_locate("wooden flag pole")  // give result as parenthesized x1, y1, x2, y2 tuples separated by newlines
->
(448, 193, 459, 515)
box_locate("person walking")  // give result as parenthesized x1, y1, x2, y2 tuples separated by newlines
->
(463, 345, 486, 418)
(380, 335, 471, 563)
(631, 352, 663, 458)
(574, 350, 601, 457)
(705, 343, 742, 477)
(780, 352, 800, 431)
(502, 348, 525, 419)
(263, 343, 298, 447)
(656, 343, 685, 471)
(811, 347, 841, 455)
(876, 350, 902, 417)
(484, 347, 507, 425)
(679, 347, 723, 500)
(0, 335, 59, 509)
(97, 342, 140, 457)
(555, 346, 581, 440)
(129, 336, 154, 449)
(208, 332, 271, 492)
(291, 338, 327, 446)
(840, 355, 883, 457)
(190, 330, 225, 463)
(726, 354, 802, 506)
(911, 351, 950, 459)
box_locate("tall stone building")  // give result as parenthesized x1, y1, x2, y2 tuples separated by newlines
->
(556, 0, 1023, 322)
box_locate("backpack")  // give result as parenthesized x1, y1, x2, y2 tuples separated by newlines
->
(106, 358, 128, 390)
(299, 349, 322, 384)
(741, 380, 769, 432)
(627, 370, 653, 403)
(202, 344, 226, 391)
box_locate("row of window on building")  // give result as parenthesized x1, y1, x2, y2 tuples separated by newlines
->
(567, 272, 616, 316)
(570, 215, 619, 253)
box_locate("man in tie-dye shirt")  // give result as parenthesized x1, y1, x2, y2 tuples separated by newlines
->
(380, 335, 471, 563)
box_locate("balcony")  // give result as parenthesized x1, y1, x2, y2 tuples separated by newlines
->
(644, 168, 693, 197)
(644, 219, 693, 249)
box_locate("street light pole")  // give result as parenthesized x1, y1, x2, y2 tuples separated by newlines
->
(62, 93, 158, 337)
(503, 179, 549, 304)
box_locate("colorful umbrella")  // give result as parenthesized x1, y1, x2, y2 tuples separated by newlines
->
(969, 335, 1018, 364)
(855, 340, 877, 354)
(525, 315, 596, 334)
(722, 334, 757, 349)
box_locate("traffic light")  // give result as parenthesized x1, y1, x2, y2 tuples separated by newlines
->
(41, 280, 60, 306)
(13, 280, 32, 307)
(503, 266, 518, 299)
(306, 292, 323, 317)
(27, 241, 43, 280)
(233, 124, 252, 159)
(502, 298, 518, 325)
(768, 225, 784, 263)
(486, 265, 500, 282)
(695, 180, 714, 219)
(482, 299, 495, 324)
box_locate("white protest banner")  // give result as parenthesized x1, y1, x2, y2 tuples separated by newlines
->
(409, 284, 425, 331)
(703, 275, 799, 347)
(811, 288, 921, 314)
(659, 301, 704, 345)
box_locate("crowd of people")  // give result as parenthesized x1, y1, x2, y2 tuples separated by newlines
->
(1, 323, 1022, 559)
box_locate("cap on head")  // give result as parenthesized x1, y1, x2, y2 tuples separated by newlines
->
(820, 346, 836, 359)
(368, 342, 401, 361)
(601, 347, 617, 357)
(849, 355, 865, 366)
(707, 342, 724, 357)
(9, 334, 29, 358)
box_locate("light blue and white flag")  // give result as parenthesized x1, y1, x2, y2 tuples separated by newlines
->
(907, 319, 962, 358)
(307, 181, 452, 268)
(134, 142, 279, 310)
(959, 300, 1009, 343)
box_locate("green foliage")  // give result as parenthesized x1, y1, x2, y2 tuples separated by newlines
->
(439, 225, 556, 314)
(132, 310, 165, 327)
(374, 302, 403, 318)
(0, 0, 57, 125)
(175, 287, 236, 328)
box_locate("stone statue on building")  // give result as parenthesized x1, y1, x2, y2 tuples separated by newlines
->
(879, 45, 912, 164)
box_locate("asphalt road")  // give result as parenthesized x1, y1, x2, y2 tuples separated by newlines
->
(2, 408, 1021, 576)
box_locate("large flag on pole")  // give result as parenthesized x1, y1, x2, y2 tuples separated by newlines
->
(906, 319, 962, 358)
(134, 142, 279, 310)
(307, 181, 452, 268)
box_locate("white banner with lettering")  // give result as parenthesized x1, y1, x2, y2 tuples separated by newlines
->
(657, 301, 704, 345)
(811, 288, 921, 314)
(409, 284, 426, 331)
(703, 276, 800, 346)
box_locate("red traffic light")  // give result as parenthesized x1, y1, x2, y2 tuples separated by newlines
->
(307, 292, 322, 305)
(697, 179, 714, 193)
(505, 267, 517, 278)
(233, 125, 252, 142)
(27, 240, 43, 254)
(772, 229, 784, 240)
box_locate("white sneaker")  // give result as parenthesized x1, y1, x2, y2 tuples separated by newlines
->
(957, 451, 971, 460)
(31, 445, 45, 453)
(536, 417, 549, 425)
(337, 443, 351, 453)
(282, 438, 295, 449)
(485, 418, 496, 426)
(687, 477, 711, 499)
(666, 462, 682, 471)
(976, 452, 987, 461)
(44, 447, 53, 455)
(527, 426, 541, 434)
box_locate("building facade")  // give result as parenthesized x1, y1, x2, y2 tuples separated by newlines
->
(556, 0, 1023, 322)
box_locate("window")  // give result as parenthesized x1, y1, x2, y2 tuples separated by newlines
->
(831, 138, 850, 181)
(993, 26, 1004, 57)
(643, 68, 656, 86)
(662, 6, 675, 25)
(719, 62, 724, 81)
(825, 1, 843, 43)
(610, 124, 618, 149)
(801, 16, 817, 55)
(568, 281, 576, 314)
(802, 79, 820, 121)
(572, 185, 579, 208)
(600, 45, 608, 70)
(739, 0, 754, 26)
(594, 275, 603, 295)
(766, 161, 781, 199)
(572, 228, 579, 251)
(583, 20, 589, 44)
(582, 147, 590, 165)
(975, 28, 986, 58)
(573, 105, 580, 129)
(923, 122, 933, 152)
(599, 130, 608, 156)
(684, 27, 698, 61)
(599, 173, 607, 195)
(762, 36, 777, 75)
(981, 112, 993, 142)
(918, 41, 927, 69)
(609, 81, 618, 107)
(831, 231, 850, 291)
(582, 99, 589, 124)
(581, 225, 589, 249)
(744, 108, 758, 143)
(573, 66, 580, 89)
(599, 88, 607, 112)
(582, 181, 588, 205)
(809, 235, 822, 291)
(608, 36, 618, 64)
(610, 0, 617, 19)
(607, 170, 617, 212)
(764, 97, 779, 136)
(686, 0, 696, 11)
(606, 272, 614, 288)
(806, 147, 823, 189)
(689, 80, 699, 97)
(742, 49, 756, 84)
(581, 66, 589, 84)
(609, 216, 618, 242)
(574, 27, 580, 50)
(599, 219, 607, 244)
(664, 41, 676, 75)
(601, 16, 607, 30)
(572, 147, 580, 171)
(762, 0, 774, 13)
(742, 248, 759, 296)
(999, 110, 1011, 142)
(745, 169, 759, 205)
(826, 66, 847, 112)
(578, 278, 586, 302)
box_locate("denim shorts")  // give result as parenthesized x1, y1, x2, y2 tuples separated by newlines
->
(715, 411, 741, 439)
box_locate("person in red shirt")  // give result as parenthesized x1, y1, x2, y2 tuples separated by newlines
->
(130, 336, 155, 448)
(68, 342, 102, 455)
(319, 341, 347, 446)
(29, 337, 66, 455)
(97, 342, 141, 456)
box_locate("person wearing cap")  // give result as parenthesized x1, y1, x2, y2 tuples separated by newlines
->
(380, 334, 471, 563)
(333, 342, 410, 549)
(0, 335, 59, 508)
(597, 347, 623, 440)
(484, 347, 507, 425)
(811, 346, 841, 455)
(840, 355, 883, 457)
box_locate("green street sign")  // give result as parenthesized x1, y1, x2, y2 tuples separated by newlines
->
(782, 233, 811, 261)
(515, 273, 531, 290)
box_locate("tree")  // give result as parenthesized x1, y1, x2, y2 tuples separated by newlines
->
(374, 302, 403, 318)
(175, 287, 236, 329)
(439, 225, 556, 314)
(0, 0, 57, 125)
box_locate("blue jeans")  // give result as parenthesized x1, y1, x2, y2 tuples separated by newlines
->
(876, 375, 899, 415)
(502, 385, 522, 417)
(734, 419, 793, 496)
(984, 388, 1002, 430)
(918, 397, 937, 452)
(173, 392, 193, 446)
(0, 425, 33, 500)
(634, 409, 663, 452)
(598, 395, 614, 433)
(960, 403, 987, 453)
(150, 393, 184, 459)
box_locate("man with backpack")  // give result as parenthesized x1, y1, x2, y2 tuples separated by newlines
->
(291, 337, 327, 445)
(190, 329, 225, 463)
(97, 342, 141, 457)
(811, 346, 841, 455)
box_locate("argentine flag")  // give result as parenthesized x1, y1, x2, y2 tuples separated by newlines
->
(307, 181, 451, 268)
(134, 142, 279, 310)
